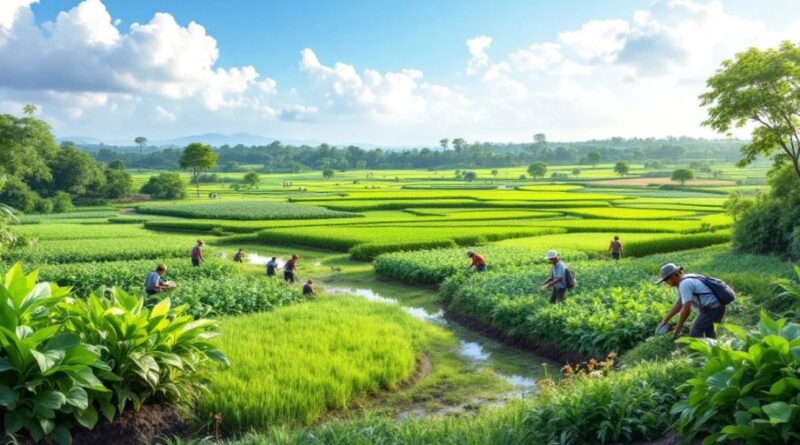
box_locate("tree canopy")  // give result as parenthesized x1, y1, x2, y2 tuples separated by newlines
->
(614, 162, 630, 177)
(671, 168, 694, 186)
(700, 40, 800, 181)
(527, 162, 547, 180)
(180, 143, 217, 198)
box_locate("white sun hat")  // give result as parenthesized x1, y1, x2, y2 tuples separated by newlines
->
(544, 250, 558, 260)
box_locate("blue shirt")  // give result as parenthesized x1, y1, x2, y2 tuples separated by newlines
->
(678, 274, 718, 308)
(145, 271, 161, 292)
(551, 261, 566, 289)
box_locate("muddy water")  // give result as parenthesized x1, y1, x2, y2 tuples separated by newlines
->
(322, 285, 549, 394)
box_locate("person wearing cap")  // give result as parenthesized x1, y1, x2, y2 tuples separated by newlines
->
(145, 263, 168, 296)
(190, 240, 205, 267)
(284, 254, 299, 283)
(540, 249, 568, 304)
(466, 251, 487, 272)
(655, 263, 725, 339)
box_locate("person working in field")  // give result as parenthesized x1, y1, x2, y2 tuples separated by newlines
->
(144, 264, 170, 296)
(233, 248, 246, 263)
(190, 240, 205, 266)
(284, 254, 299, 283)
(609, 235, 623, 260)
(540, 250, 573, 304)
(266, 257, 280, 277)
(466, 250, 487, 272)
(654, 263, 734, 339)
(303, 279, 316, 296)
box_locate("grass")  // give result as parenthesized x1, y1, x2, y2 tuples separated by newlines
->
(199, 297, 443, 430)
(138, 201, 359, 220)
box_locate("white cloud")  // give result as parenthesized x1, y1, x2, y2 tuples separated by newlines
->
(466, 35, 492, 74)
(509, 43, 563, 73)
(558, 19, 630, 62)
(155, 105, 176, 122)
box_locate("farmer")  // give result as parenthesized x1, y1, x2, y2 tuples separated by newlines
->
(655, 263, 725, 339)
(284, 254, 299, 283)
(540, 250, 568, 304)
(144, 263, 168, 296)
(466, 250, 487, 272)
(609, 235, 623, 260)
(266, 257, 280, 277)
(190, 240, 205, 266)
(302, 279, 316, 296)
(233, 248, 246, 263)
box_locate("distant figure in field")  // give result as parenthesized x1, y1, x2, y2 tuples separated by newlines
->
(466, 251, 487, 272)
(302, 279, 316, 296)
(540, 250, 574, 304)
(284, 254, 299, 283)
(233, 248, 246, 263)
(190, 240, 205, 266)
(144, 264, 168, 296)
(609, 236, 623, 260)
(655, 263, 733, 339)
(266, 257, 280, 277)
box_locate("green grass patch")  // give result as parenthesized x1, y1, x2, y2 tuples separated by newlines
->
(138, 200, 360, 220)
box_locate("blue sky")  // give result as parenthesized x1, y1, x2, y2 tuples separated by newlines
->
(2, 0, 799, 145)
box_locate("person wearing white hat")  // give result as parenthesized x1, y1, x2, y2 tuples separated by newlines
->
(655, 263, 726, 339)
(540, 249, 568, 304)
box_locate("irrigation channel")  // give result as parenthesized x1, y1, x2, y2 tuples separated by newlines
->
(243, 250, 556, 417)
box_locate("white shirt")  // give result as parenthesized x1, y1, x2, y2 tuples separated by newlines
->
(678, 274, 719, 308)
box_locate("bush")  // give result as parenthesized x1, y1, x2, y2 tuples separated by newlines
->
(140, 173, 188, 200)
(0, 176, 40, 212)
(618, 336, 679, 368)
(674, 312, 800, 444)
(52, 191, 74, 213)
(0, 264, 227, 444)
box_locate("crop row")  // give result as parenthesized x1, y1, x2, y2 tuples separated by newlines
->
(290, 189, 627, 202)
(560, 207, 699, 220)
(245, 226, 566, 254)
(440, 261, 675, 358)
(138, 200, 360, 220)
(375, 246, 589, 285)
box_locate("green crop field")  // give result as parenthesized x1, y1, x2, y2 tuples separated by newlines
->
(7, 160, 797, 444)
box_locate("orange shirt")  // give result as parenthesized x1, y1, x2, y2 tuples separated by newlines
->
(471, 253, 486, 266)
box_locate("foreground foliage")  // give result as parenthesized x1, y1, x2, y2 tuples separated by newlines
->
(0, 264, 226, 444)
(675, 312, 800, 444)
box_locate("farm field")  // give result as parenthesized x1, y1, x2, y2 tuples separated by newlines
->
(6, 161, 797, 444)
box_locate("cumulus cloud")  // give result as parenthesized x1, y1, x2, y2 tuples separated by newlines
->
(466, 35, 493, 74)
(279, 105, 318, 122)
(154, 105, 176, 122)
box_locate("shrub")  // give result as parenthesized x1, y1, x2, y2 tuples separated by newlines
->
(140, 173, 188, 200)
(51, 191, 74, 213)
(618, 336, 679, 368)
(674, 312, 800, 444)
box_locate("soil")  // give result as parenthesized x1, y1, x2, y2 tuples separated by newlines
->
(444, 310, 586, 365)
(71, 404, 187, 445)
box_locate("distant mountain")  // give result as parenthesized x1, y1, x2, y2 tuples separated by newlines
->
(57, 136, 105, 145)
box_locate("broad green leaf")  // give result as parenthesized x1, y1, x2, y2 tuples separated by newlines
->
(0, 356, 11, 372)
(0, 384, 18, 408)
(4, 410, 23, 433)
(74, 406, 98, 429)
(32, 349, 65, 373)
(763, 401, 792, 424)
(149, 298, 171, 319)
(36, 390, 66, 410)
(49, 424, 72, 445)
(65, 387, 88, 409)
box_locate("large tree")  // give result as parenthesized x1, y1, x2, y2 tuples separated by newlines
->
(614, 161, 630, 177)
(700, 41, 800, 181)
(452, 138, 466, 153)
(179, 143, 217, 198)
(135, 136, 148, 155)
(527, 162, 547, 181)
(48, 144, 106, 196)
(439, 138, 449, 151)
(587, 151, 601, 168)
(671, 168, 694, 186)
(242, 171, 261, 189)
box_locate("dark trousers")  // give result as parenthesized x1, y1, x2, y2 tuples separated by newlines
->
(476, 264, 487, 272)
(191, 257, 200, 267)
(690, 305, 726, 338)
(612, 251, 621, 260)
(550, 287, 567, 304)
(284, 271, 295, 283)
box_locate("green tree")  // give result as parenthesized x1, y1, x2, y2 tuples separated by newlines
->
(671, 168, 694, 186)
(700, 41, 800, 181)
(322, 168, 335, 179)
(0, 176, 18, 251)
(140, 173, 187, 200)
(242, 171, 261, 190)
(452, 137, 466, 153)
(572, 168, 581, 177)
(533, 133, 546, 145)
(614, 162, 630, 177)
(48, 144, 106, 196)
(527, 162, 547, 181)
(587, 151, 601, 168)
(103, 168, 133, 199)
(179, 143, 217, 198)
(107, 159, 125, 170)
(135, 136, 148, 155)
(0, 111, 59, 183)
(439, 138, 449, 151)
(491, 169, 498, 178)
(722, 191, 754, 222)
(22, 104, 37, 116)
(463, 171, 477, 182)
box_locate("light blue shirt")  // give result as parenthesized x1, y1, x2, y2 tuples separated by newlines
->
(551, 261, 566, 289)
(678, 274, 718, 308)
(145, 271, 161, 292)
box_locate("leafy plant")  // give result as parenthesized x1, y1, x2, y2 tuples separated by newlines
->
(674, 312, 800, 444)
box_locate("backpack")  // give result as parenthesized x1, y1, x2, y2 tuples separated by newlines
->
(699, 275, 736, 305)
(564, 267, 576, 290)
